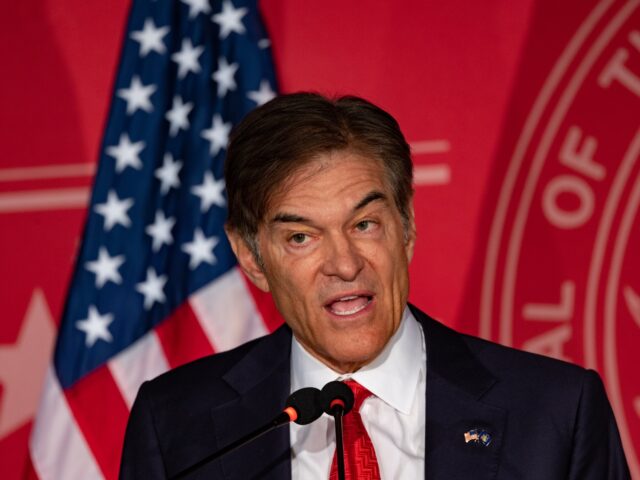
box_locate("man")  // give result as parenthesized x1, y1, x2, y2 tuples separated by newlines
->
(120, 93, 630, 479)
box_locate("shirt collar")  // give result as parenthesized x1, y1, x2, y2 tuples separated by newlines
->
(291, 307, 424, 415)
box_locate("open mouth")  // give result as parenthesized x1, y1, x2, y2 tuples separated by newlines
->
(325, 294, 373, 316)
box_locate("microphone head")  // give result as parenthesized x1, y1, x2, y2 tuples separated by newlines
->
(285, 387, 323, 425)
(320, 381, 354, 415)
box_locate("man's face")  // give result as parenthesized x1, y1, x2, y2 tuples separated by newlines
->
(230, 150, 415, 373)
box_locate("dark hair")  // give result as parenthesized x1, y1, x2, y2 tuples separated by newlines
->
(224, 92, 413, 252)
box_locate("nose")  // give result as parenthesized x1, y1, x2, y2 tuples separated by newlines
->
(321, 233, 365, 281)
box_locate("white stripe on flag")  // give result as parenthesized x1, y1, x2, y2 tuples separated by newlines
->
(190, 267, 268, 352)
(108, 332, 170, 408)
(30, 367, 104, 480)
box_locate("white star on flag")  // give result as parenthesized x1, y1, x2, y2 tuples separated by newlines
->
(136, 267, 167, 310)
(201, 114, 232, 156)
(182, 228, 219, 269)
(171, 39, 204, 79)
(146, 210, 176, 252)
(155, 153, 183, 194)
(75, 305, 114, 347)
(106, 133, 145, 173)
(247, 79, 276, 106)
(130, 18, 169, 57)
(85, 247, 125, 288)
(165, 95, 193, 136)
(191, 171, 226, 212)
(117, 75, 157, 115)
(94, 190, 134, 231)
(212, 57, 239, 97)
(136, 267, 168, 310)
(181, 0, 211, 18)
(212, 0, 248, 39)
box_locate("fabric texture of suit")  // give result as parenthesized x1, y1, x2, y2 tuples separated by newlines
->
(119, 305, 630, 479)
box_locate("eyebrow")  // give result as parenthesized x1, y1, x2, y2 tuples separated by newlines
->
(269, 191, 388, 225)
(354, 191, 387, 211)
(271, 212, 309, 224)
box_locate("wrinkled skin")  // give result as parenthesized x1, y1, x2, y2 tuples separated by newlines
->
(227, 150, 415, 373)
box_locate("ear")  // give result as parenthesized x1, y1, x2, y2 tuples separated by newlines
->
(404, 203, 417, 263)
(225, 227, 270, 292)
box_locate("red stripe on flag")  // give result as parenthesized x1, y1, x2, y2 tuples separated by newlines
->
(64, 366, 130, 480)
(155, 302, 215, 369)
(23, 453, 39, 480)
(240, 272, 284, 333)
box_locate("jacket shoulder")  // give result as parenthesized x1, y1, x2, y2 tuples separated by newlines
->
(410, 304, 593, 403)
(140, 324, 290, 409)
(460, 331, 586, 379)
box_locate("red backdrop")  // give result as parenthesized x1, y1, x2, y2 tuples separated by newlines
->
(1, 0, 638, 477)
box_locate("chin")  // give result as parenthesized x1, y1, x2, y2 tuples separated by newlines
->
(326, 340, 384, 372)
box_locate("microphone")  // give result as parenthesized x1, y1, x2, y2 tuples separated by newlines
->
(284, 386, 324, 425)
(171, 387, 322, 479)
(320, 380, 354, 416)
(320, 381, 354, 480)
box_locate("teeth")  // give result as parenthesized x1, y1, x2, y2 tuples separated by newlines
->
(328, 297, 371, 316)
(331, 303, 368, 316)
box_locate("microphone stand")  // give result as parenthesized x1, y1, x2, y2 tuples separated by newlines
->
(171, 411, 291, 479)
(170, 387, 322, 479)
(333, 408, 346, 480)
(321, 381, 353, 480)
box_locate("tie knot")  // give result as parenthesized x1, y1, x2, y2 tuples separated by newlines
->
(344, 380, 373, 412)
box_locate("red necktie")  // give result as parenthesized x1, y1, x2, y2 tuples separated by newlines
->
(329, 380, 381, 480)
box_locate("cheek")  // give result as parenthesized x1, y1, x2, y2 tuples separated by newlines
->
(379, 247, 410, 299)
(371, 242, 403, 274)
(267, 266, 316, 317)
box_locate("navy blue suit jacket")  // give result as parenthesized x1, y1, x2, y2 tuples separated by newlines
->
(120, 306, 630, 479)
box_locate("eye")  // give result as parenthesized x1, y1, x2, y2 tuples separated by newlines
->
(289, 233, 310, 245)
(355, 220, 374, 231)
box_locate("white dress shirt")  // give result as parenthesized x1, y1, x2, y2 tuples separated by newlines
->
(290, 307, 426, 479)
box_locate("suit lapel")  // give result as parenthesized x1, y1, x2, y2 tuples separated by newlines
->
(211, 325, 293, 480)
(411, 306, 506, 480)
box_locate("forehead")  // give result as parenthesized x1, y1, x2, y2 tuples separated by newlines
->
(266, 151, 390, 216)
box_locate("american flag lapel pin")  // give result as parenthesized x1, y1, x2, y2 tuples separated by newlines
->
(464, 428, 492, 446)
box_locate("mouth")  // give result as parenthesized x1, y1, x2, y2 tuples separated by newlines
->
(324, 293, 374, 317)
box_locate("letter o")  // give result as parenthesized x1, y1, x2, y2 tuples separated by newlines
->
(542, 174, 594, 229)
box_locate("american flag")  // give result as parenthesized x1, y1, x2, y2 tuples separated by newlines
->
(28, 1, 279, 478)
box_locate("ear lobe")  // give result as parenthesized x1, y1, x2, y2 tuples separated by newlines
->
(225, 227, 270, 292)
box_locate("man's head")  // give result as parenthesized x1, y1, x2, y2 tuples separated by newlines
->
(225, 93, 415, 373)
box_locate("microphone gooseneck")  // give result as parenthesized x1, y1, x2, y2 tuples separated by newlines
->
(320, 381, 354, 480)
(171, 387, 321, 479)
